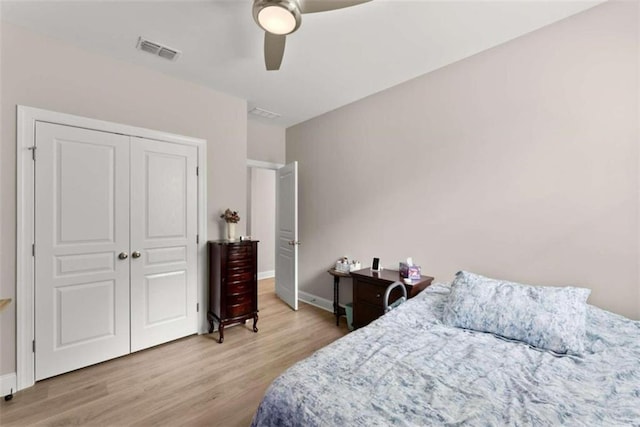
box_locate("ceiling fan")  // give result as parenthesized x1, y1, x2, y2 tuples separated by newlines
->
(252, 0, 372, 70)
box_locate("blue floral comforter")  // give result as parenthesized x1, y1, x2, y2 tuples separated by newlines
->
(251, 284, 640, 426)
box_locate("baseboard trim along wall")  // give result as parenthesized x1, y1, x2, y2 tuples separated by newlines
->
(258, 270, 275, 280)
(298, 291, 333, 313)
(1, 372, 17, 398)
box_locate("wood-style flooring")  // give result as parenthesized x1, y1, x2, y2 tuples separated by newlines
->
(0, 279, 348, 426)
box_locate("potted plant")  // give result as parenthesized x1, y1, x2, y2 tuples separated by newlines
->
(220, 209, 240, 241)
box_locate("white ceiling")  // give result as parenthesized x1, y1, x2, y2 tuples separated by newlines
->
(1, 0, 602, 127)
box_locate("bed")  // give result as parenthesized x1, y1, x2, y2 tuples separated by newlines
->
(251, 272, 640, 426)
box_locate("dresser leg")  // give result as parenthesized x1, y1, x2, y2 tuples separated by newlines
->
(253, 313, 259, 333)
(218, 324, 224, 344)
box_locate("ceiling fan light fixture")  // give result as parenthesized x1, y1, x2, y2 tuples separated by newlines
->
(253, 0, 301, 35)
(259, 6, 296, 34)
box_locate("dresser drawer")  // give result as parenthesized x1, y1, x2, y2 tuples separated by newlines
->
(227, 280, 253, 296)
(356, 281, 386, 306)
(227, 258, 252, 269)
(227, 245, 252, 260)
(227, 302, 253, 318)
(227, 271, 254, 283)
(227, 262, 253, 273)
(227, 291, 253, 306)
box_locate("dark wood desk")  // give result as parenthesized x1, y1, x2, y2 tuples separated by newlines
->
(327, 269, 350, 326)
(351, 268, 434, 329)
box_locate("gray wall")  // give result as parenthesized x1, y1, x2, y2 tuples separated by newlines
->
(0, 23, 248, 375)
(248, 119, 286, 164)
(287, 1, 640, 320)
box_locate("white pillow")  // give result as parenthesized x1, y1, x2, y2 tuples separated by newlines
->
(442, 271, 591, 355)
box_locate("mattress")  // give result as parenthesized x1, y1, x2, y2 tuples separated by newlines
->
(251, 283, 640, 426)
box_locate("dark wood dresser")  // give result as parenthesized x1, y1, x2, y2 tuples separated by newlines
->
(207, 240, 259, 343)
(351, 268, 434, 329)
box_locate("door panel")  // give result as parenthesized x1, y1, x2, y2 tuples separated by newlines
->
(275, 162, 298, 310)
(145, 246, 187, 265)
(56, 252, 115, 276)
(57, 140, 116, 243)
(129, 137, 198, 352)
(146, 153, 187, 238)
(35, 122, 130, 381)
(145, 270, 187, 324)
(57, 280, 117, 345)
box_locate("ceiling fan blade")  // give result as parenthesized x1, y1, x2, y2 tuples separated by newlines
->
(264, 32, 286, 71)
(299, 0, 372, 14)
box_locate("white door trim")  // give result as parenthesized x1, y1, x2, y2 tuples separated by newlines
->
(246, 159, 284, 170)
(16, 105, 207, 391)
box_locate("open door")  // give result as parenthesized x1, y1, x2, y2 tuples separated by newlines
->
(275, 162, 299, 310)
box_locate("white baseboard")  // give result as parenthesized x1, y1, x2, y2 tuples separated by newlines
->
(299, 291, 333, 313)
(1, 372, 17, 398)
(258, 270, 275, 280)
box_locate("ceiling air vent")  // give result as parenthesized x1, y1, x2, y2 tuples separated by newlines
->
(249, 107, 281, 120)
(136, 37, 181, 61)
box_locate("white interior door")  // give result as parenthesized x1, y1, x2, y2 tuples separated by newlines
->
(275, 162, 299, 310)
(35, 123, 130, 381)
(129, 137, 198, 352)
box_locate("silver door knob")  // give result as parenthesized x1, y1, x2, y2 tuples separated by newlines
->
(118, 252, 128, 260)
(132, 251, 141, 259)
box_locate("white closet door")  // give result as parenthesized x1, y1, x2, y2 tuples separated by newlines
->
(35, 123, 130, 381)
(129, 137, 198, 352)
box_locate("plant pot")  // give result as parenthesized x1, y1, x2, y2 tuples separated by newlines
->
(227, 222, 236, 241)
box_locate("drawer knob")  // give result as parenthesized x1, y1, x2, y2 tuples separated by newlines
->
(376, 293, 381, 298)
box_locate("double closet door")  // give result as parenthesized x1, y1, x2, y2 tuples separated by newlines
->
(34, 122, 198, 381)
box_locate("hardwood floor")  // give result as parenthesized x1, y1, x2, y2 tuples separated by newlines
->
(1, 279, 348, 426)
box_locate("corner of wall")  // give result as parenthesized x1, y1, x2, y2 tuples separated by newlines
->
(298, 291, 334, 313)
(1, 372, 17, 398)
(258, 270, 275, 280)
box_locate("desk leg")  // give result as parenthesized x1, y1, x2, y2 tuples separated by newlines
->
(333, 276, 340, 326)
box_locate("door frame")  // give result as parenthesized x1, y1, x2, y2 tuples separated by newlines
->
(246, 159, 284, 280)
(16, 106, 207, 391)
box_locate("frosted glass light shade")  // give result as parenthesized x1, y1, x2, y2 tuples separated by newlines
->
(258, 5, 297, 35)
